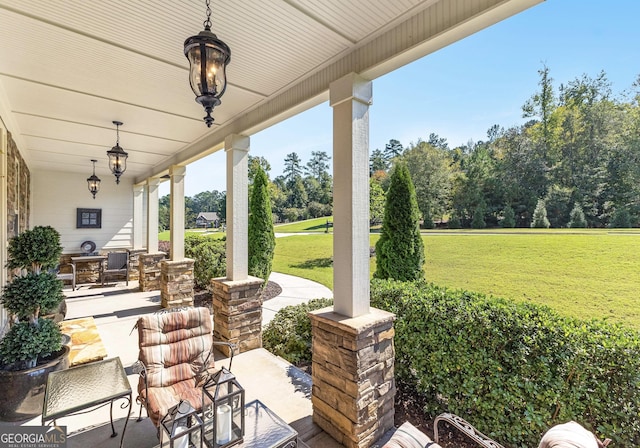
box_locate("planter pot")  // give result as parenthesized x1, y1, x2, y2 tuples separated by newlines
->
(0, 345, 70, 422)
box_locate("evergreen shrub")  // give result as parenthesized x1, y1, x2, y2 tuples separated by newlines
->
(568, 203, 587, 228)
(501, 205, 516, 228)
(369, 279, 640, 447)
(531, 199, 551, 228)
(189, 239, 226, 289)
(610, 208, 631, 228)
(374, 163, 424, 281)
(248, 166, 275, 281)
(262, 298, 333, 365)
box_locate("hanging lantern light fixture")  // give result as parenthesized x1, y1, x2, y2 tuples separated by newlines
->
(184, 0, 231, 127)
(87, 159, 101, 199)
(106, 120, 128, 184)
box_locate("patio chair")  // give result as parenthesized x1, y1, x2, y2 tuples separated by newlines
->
(133, 307, 235, 430)
(49, 263, 76, 290)
(102, 251, 129, 286)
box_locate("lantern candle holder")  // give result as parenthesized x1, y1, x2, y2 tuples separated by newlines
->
(160, 400, 204, 448)
(202, 367, 244, 448)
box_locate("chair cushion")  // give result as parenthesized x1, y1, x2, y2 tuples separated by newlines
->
(137, 307, 214, 427)
(139, 378, 205, 427)
(383, 422, 442, 448)
(538, 421, 601, 448)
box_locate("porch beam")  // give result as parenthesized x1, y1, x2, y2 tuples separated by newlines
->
(330, 73, 372, 318)
(146, 178, 160, 253)
(169, 165, 186, 261)
(225, 134, 250, 281)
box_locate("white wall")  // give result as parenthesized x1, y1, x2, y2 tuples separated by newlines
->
(32, 169, 134, 254)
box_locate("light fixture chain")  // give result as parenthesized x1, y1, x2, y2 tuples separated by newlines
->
(203, 0, 212, 29)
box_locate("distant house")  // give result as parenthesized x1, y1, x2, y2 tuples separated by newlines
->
(195, 212, 220, 228)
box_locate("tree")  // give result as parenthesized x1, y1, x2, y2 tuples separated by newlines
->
(401, 140, 453, 227)
(501, 205, 516, 228)
(568, 203, 587, 228)
(304, 151, 330, 179)
(369, 178, 385, 225)
(249, 156, 271, 185)
(531, 199, 550, 228)
(471, 203, 487, 229)
(248, 165, 276, 281)
(374, 163, 424, 281)
(370, 148, 388, 174)
(283, 152, 303, 186)
(384, 139, 404, 160)
(610, 207, 631, 228)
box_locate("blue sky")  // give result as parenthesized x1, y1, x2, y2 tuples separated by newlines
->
(169, 0, 640, 197)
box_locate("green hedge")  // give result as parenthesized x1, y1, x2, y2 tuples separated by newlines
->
(262, 298, 333, 365)
(369, 279, 640, 447)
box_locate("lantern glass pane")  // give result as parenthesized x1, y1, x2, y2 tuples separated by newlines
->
(187, 45, 204, 96)
(204, 45, 226, 96)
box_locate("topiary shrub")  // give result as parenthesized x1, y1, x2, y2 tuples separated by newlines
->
(6, 225, 62, 273)
(190, 239, 226, 289)
(374, 162, 424, 281)
(184, 233, 208, 255)
(0, 319, 62, 368)
(248, 165, 275, 281)
(262, 298, 333, 365)
(0, 226, 65, 370)
(370, 279, 640, 447)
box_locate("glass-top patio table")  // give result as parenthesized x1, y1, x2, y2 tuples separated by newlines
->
(42, 357, 132, 448)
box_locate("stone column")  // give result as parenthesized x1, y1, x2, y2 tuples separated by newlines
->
(169, 165, 186, 261)
(133, 184, 144, 250)
(147, 178, 161, 253)
(127, 249, 146, 282)
(211, 276, 263, 356)
(139, 252, 165, 292)
(310, 308, 396, 448)
(161, 258, 194, 308)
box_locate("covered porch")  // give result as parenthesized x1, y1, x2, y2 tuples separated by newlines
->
(0, 1, 545, 446)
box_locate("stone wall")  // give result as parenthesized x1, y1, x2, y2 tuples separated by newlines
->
(128, 249, 146, 282)
(211, 276, 263, 356)
(139, 252, 166, 292)
(6, 131, 29, 239)
(310, 307, 396, 448)
(160, 258, 194, 308)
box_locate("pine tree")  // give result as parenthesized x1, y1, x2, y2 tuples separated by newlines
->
(568, 203, 587, 228)
(374, 163, 424, 281)
(471, 204, 486, 229)
(531, 199, 550, 228)
(501, 205, 516, 228)
(610, 207, 631, 228)
(248, 166, 276, 281)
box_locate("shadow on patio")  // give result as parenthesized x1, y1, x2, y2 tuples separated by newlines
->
(16, 281, 342, 448)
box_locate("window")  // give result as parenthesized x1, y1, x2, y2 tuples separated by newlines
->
(76, 208, 102, 229)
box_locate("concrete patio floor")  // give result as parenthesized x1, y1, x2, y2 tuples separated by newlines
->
(16, 280, 343, 448)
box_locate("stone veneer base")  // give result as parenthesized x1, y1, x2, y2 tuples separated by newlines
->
(139, 252, 166, 292)
(160, 258, 194, 308)
(309, 307, 396, 448)
(211, 276, 264, 356)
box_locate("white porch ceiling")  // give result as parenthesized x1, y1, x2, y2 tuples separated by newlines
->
(0, 0, 542, 184)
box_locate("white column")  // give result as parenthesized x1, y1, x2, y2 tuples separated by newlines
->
(133, 184, 144, 249)
(225, 134, 250, 280)
(147, 178, 160, 253)
(169, 165, 186, 261)
(330, 72, 372, 318)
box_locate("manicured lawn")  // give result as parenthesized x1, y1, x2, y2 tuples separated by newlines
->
(274, 231, 640, 329)
(274, 217, 333, 233)
(158, 229, 225, 241)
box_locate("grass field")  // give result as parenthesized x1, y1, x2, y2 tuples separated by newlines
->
(274, 217, 333, 233)
(158, 229, 225, 241)
(273, 231, 640, 330)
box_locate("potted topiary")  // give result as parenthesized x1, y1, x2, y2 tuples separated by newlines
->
(0, 225, 70, 421)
